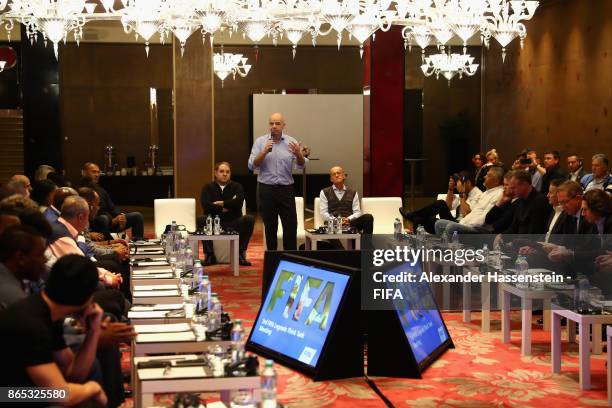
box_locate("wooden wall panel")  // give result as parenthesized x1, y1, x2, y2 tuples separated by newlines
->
(483, 0, 612, 166)
(60, 43, 173, 183)
(173, 35, 214, 208)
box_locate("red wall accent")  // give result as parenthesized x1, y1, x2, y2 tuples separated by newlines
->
(365, 27, 405, 197)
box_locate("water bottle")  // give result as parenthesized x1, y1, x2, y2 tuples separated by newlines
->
(199, 274, 211, 312)
(206, 215, 213, 235)
(208, 294, 222, 331)
(575, 277, 590, 313)
(176, 237, 186, 273)
(165, 220, 177, 256)
(334, 216, 341, 234)
(213, 215, 221, 235)
(416, 225, 425, 247)
(493, 241, 503, 271)
(184, 247, 194, 272)
(192, 260, 204, 291)
(482, 243, 489, 264)
(451, 231, 459, 248)
(515, 255, 528, 289)
(261, 360, 277, 408)
(230, 319, 246, 363)
(394, 218, 402, 238)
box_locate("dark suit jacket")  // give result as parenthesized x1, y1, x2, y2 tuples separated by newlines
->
(567, 167, 586, 182)
(200, 181, 245, 223)
(93, 184, 121, 218)
(485, 200, 518, 233)
(503, 189, 552, 235)
(541, 165, 567, 196)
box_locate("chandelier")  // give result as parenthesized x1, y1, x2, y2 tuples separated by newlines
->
(0, 0, 538, 68)
(421, 47, 479, 85)
(213, 46, 252, 87)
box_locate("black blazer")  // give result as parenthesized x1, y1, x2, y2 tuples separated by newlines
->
(503, 189, 552, 235)
(200, 181, 245, 223)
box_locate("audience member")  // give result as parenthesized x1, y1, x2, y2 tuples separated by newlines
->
(7, 174, 32, 198)
(513, 149, 543, 192)
(82, 163, 144, 240)
(0, 225, 47, 309)
(434, 166, 504, 235)
(0, 255, 107, 406)
(319, 165, 374, 246)
(567, 154, 586, 182)
(33, 164, 56, 183)
(472, 152, 484, 174)
(581, 153, 612, 193)
(537, 150, 566, 195)
(47, 196, 121, 288)
(198, 161, 254, 266)
(498, 170, 552, 236)
(0, 208, 20, 234)
(482, 172, 518, 233)
(475, 149, 503, 191)
(30, 179, 58, 212)
(0, 194, 39, 211)
(401, 171, 482, 233)
(46, 186, 78, 224)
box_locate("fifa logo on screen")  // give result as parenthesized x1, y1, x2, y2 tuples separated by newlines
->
(267, 270, 335, 331)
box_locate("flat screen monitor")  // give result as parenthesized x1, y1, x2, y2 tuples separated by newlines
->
(247, 254, 352, 374)
(385, 261, 451, 368)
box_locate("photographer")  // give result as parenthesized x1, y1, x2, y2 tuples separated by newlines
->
(512, 149, 543, 192)
(400, 171, 482, 233)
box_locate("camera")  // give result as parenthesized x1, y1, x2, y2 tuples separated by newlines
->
(451, 173, 466, 184)
(519, 158, 532, 165)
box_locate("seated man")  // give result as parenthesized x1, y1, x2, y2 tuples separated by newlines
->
(0, 255, 108, 406)
(434, 166, 504, 235)
(82, 162, 144, 240)
(400, 171, 482, 233)
(198, 161, 254, 266)
(31, 179, 58, 213)
(581, 153, 612, 194)
(7, 174, 33, 198)
(0, 225, 47, 309)
(319, 166, 374, 240)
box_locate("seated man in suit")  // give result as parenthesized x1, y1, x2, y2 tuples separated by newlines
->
(198, 162, 254, 266)
(319, 166, 374, 242)
(81, 162, 144, 241)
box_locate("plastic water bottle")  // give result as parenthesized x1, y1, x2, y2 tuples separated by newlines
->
(184, 247, 194, 272)
(199, 274, 211, 311)
(451, 231, 459, 248)
(230, 319, 246, 363)
(416, 225, 426, 246)
(213, 215, 221, 235)
(166, 220, 177, 255)
(493, 241, 503, 271)
(192, 260, 203, 290)
(482, 243, 489, 264)
(261, 360, 277, 408)
(575, 278, 590, 312)
(394, 218, 402, 238)
(515, 255, 529, 289)
(208, 294, 223, 331)
(206, 215, 213, 235)
(335, 216, 342, 234)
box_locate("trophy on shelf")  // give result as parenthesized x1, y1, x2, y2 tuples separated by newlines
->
(147, 144, 159, 176)
(103, 145, 116, 175)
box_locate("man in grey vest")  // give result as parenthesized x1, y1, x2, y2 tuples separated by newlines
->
(319, 166, 374, 243)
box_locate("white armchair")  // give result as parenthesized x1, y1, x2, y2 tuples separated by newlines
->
(154, 198, 196, 239)
(361, 197, 402, 234)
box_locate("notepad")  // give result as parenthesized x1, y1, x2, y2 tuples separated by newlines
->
(133, 290, 180, 298)
(133, 267, 173, 273)
(137, 331, 196, 343)
(138, 366, 207, 380)
(132, 273, 174, 280)
(131, 304, 184, 312)
(128, 310, 173, 319)
(134, 284, 178, 291)
(134, 323, 192, 334)
(135, 261, 169, 267)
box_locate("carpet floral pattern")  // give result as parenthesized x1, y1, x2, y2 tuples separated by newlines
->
(127, 230, 610, 407)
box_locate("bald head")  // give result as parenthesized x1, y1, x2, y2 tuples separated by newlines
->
(268, 112, 286, 138)
(9, 175, 32, 197)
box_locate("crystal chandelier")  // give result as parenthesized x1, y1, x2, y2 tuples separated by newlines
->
(213, 46, 252, 87)
(420, 47, 479, 85)
(0, 0, 539, 70)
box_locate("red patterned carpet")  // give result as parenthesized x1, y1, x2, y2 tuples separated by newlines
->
(129, 228, 611, 407)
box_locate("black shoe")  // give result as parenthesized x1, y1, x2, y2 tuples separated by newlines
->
(203, 254, 217, 266)
(399, 207, 414, 221)
(239, 251, 252, 266)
